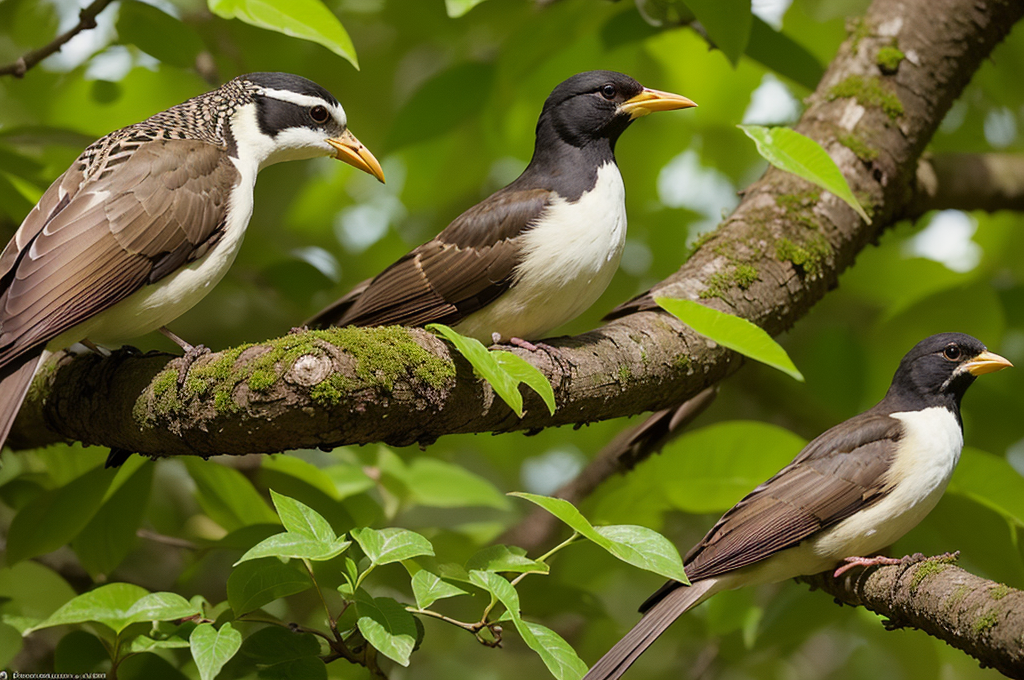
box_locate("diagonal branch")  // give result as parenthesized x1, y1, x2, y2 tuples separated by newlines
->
(8, 0, 1024, 462)
(0, 0, 118, 78)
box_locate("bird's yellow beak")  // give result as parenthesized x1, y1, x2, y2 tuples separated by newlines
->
(327, 129, 385, 184)
(619, 88, 697, 120)
(963, 350, 1013, 376)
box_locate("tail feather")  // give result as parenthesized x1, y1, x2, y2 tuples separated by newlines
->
(583, 579, 720, 680)
(0, 347, 46, 452)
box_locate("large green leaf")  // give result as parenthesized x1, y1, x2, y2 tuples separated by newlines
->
(429, 323, 523, 416)
(73, 461, 153, 576)
(655, 297, 804, 381)
(493, 350, 557, 415)
(184, 459, 279, 532)
(234, 531, 351, 564)
(739, 124, 871, 223)
(406, 458, 511, 510)
(465, 545, 549, 574)
(227, 559, 312, 615)
(26, 584, 198, 635)
(6, 465, 114, 564)
(239, 626, 321, 664)
(117, 1, 205, 68)
(509, 493, 687, 583)
(354, 590, 418, 666)
(207, 0, 357, 68)
(351, 527, 434, 565)
(269, 489, 337, 543)
(682, 0, 752, 65)
(949, 447, 1024, 527)
(745, 17, 824, 90)
(191, 623, 242, 680)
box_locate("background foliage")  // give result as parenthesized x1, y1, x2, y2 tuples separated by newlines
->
(2, 0, 1024, 678)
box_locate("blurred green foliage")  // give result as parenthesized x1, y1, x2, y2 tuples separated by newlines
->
(2, 0, 1024, 678)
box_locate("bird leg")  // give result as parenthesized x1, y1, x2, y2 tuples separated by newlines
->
(80, 338, 111, 357)
(833, 555, 904, 577)
(159, 326, 211, 385)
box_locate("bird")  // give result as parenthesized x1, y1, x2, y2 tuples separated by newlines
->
(0, 72, 385, 457)
(306, 70, 695, 347)
(584, 332, 1011, 680)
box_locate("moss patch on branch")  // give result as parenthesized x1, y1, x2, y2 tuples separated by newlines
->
(837, 132, 878, 161)
(776, 236, 832, 276)
(876, 46, 905, 73)
(827, 75, 904, 120)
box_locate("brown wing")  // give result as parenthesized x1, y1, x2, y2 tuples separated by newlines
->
(309, 187, 553, 329)
(683, 413, 902, 581)
(0, 139, 237, 366)
(639, 413, 901, 613)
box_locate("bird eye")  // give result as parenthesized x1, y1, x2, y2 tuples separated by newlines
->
(600, 84, 617, 100)
(943, 345, 962, 361)
(309, 105, 329, 123)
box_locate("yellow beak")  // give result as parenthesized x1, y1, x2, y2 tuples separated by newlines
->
(326, 129, 385, 184)
(963, 350, 1013, 376)
(619, 88, 697, 120)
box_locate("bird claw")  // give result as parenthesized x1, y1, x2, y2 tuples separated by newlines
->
(176, 344, 211, 387)
(833, 555, 903, 578)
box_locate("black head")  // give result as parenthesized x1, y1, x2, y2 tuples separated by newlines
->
(535, 70, 696, 152)
(235, 72, 346, 139)
(883, 332, 1011, 413)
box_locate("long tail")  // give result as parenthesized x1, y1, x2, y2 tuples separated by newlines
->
(583, 579, 720, 680)
(0, 347, 47, 452)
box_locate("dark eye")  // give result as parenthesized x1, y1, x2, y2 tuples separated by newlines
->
(943, 344, 962, 361)
(600, 84, 617, 100)
(309, 105, 329, 123)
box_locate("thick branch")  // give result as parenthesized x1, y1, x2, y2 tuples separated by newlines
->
(9, 0, 1023, 457)
(800, 557, 1024, 679)
(910, 153, 1024, 217)
(0, 0, 117, 78)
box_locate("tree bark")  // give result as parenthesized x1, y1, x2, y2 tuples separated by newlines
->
(11, 0, 1023, 459)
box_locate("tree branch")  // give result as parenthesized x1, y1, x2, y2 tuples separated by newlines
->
(0, 0, 118, 78)
(909, 153, 1024, 217)
(799, 556, 1024, 679)
(8, 0, 1023, 457)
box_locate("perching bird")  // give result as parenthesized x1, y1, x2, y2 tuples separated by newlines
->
(0, 72, 385, 455)
(584, 332, 1010, 680)
(307, 71, 695, 346)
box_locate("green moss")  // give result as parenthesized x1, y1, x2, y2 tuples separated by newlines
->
(827, 75, 904, 120)
(990, 584, 1011, 601)
(910, 560, 948, 593)
(849, 16, 870, 51)
(876, 46, 905, 73)
(692, 230, 717, 251)
(135, 326, 455, 424)
(617, 364, 632, 383)
(775, 189, 820, 212)
(837, 132, 878, 161)
(776, 236, 832, 276)
(699, 271, 733, 300)
(733, 264, 758, 289)
(672, 353, 691, 371)
(973, 610, 1000, 634)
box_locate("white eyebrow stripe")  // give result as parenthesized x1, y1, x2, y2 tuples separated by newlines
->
(258, 88, 347, 127)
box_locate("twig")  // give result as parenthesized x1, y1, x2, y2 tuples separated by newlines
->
(0, 0, 118, 78)
(136, 529, 201, 550)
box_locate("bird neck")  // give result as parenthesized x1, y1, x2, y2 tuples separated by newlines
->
(519, 117, 618, 201)
(875, 380, 965, 428)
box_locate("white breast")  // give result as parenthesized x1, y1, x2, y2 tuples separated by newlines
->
(454, 162, 627, 343)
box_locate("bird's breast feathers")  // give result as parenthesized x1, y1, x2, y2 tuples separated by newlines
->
(455, 162, 627, 341)
(811, 406, 963, 560)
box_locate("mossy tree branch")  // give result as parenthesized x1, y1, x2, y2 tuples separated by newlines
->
(9, 0, 1024, 459)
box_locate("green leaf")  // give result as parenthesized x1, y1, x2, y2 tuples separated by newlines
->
(0, 562, 77, 634)
(469, 571, 585, 680)
(509, 493, 687, 583)
(258, 657, 328, 680)
(465, 545, 549, 574)
(493, 350, 557, 415)
(227, 559, 312, 615)
(738, 124, 871, 223)
(6, 465, 114, 564)
(0, 622, 21, 667)
(239, 626, 321, 663)
(234, 532, 351, 565)
(207, 0, 357, 68)
(682, 0, 752, 65)
(354, 591, 418, 666)
(745, 17, 824, 91)
(123, 632, 192, 653)
(351, 527, 435, 565)
(184, 459, 279, 532)
(406, 458, 510, 510)
(387, 62, 495, 151)
(427, 323, 522, 416)
(26, 584, 197, 635)
(445, 0, 488, 17)
(269, 489, 338, 542)
(655, 297, 804, 381)
(73, 461, 153, 576)
(117, 1, 205, 68)
(949, 447, 1024, 527)
(410, 571, 468, 609)
(191, 622, 242, 680)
